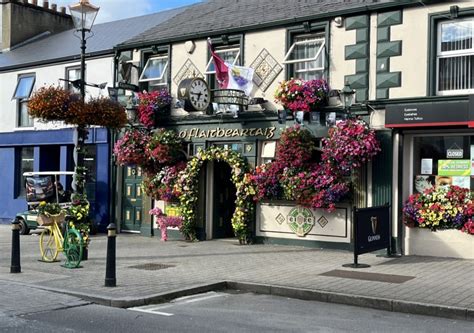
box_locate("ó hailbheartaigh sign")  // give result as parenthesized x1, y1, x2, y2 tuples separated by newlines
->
(344, 205, 390, 268)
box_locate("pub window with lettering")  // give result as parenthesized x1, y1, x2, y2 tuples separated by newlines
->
(436, 17, 474, 95)
(412, 135, 474, 193)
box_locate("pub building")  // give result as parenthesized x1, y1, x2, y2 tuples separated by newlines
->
(111, 0, 473, 258)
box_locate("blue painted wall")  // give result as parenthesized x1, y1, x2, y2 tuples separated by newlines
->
(0, 128, 110, 230)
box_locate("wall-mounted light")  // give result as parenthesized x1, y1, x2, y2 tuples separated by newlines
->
(221, 34, 229, 44)
(340, 82, 356, 113)
(184, 40, 196, 54)
(303, 21, 311, 33)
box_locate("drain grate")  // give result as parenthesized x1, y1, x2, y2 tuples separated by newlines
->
(319, 269, 415, 284)
(129, 263, 175, 271)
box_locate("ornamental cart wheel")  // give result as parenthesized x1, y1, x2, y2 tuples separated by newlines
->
(64, 229, 83, 268)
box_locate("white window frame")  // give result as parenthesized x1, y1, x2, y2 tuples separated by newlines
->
(436, 17, 474, 95)
(139, 55, 169, 83)
(13, 74, 35, 128)
(282, 37, 325, 68)
(204, 47, 240, 74)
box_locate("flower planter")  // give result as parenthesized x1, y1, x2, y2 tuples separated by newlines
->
(404, 227, 474, 259)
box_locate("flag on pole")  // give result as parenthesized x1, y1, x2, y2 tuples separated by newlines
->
(208, 38, 229, 89)
(227, 64, 254, 96)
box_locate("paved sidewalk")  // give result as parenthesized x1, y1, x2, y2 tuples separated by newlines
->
(0, 225, 473, 320)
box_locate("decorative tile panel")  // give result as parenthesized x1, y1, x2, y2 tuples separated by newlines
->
(173, 59, 203, 85)
(378, 10, 403, 27)
(249, 48, 283, 92)
(345, 15, 369, 30)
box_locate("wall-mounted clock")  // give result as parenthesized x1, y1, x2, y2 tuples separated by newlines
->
(177, 77, 210, 112)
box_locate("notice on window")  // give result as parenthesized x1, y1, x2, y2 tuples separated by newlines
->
(452, 176, 471, 189)
(421, 159, 433, 175)
(438, 159, 471, 176)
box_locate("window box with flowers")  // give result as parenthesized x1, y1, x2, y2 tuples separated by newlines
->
(403, 186, 474, 259)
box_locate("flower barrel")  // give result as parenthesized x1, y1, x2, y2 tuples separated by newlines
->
(404, 227, 474, 259)
(255, 200, 352, 244)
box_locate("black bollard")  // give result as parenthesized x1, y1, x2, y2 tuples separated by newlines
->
(105, 223, 116, 287)
(11, 219, 21, 273)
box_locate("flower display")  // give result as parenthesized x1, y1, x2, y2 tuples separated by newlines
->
(113, 128, 151, 167)
(149, 207, 184, 241)
(142, 162, 186, 202)
(83, 97, 128, 128)
(145, 129, 183, 166)
(28, 86, 83, 123)
(274, 78, 329, 112)
(37, 201, 63, 216)
(322, 118, 381, 175)
(176, 146, 252, 241)
(403, 185, 473, 234)
(68, 193, 91, 247)
(28, 86, 128, 128)
(137, 90, 172, 128)
(248, 119, 379, 211)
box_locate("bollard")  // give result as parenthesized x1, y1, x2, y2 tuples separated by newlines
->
(11, 219, 21, 273)
(105, 223, 116, 287)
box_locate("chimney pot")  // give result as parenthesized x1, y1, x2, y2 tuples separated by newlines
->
(43, 0, 48, 9)
(51, 3, 57, 11)
(32, 0, 38, 6)
(60, 6, 66, 14)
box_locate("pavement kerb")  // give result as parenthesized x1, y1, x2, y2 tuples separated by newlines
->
(3, 278, 472, 321)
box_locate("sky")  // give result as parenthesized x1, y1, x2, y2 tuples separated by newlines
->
(48, 0, 203, 24)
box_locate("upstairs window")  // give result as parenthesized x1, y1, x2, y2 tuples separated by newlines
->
(13, 74, 35, 128)
(437, 17, 474, 95)
(139, 55, 169, 89)
(284, 32, 326, 80)
(206, 39, 242, 89)
(65, 66, 82, 94)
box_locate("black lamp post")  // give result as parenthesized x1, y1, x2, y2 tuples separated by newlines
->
(68, 0, 100, 194)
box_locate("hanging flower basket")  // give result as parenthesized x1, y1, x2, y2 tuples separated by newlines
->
(28, 86, 83, 122)
(113, 128, 151, 166)
(274, 78, 329, 113)
(137, 90, 172, 128)
(83, 97, 128, 128)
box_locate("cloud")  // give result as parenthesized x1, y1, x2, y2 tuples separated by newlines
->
(46, 0, 155, 24)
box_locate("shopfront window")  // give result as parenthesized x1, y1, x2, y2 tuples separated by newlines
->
(17, 147, 34, 197)
(413, 135, 473, 193)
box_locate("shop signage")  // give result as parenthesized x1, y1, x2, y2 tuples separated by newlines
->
(178, 127, 276, 140)
(385, 101, 469, 128)
(118, 82, 139, 92)
(354, 205, 390, 256)
(438, 159, 471, 176)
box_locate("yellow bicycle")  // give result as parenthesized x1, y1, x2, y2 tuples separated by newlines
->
(39, 214, 83, 268)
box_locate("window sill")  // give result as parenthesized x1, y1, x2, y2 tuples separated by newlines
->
(14, 126, 35, 131)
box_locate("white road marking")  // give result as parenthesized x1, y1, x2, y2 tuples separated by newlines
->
(128, 308, 174, 316)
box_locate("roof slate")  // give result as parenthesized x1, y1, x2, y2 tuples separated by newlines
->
(121, 0, 395, 48)
(0, 7, 186, 70)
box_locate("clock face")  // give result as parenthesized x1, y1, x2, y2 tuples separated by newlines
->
(189, 78, 210, 111)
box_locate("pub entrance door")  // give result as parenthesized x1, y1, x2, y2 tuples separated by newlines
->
(121, 166, 143, 232)
(212, 161, 236, 238)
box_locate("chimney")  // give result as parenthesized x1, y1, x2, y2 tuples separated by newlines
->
(51, 3, 57, 11)
(60, 6, 66, 14)
(1, 0, 73, 51)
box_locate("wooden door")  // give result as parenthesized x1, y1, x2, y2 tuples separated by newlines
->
(121, 166, 143, 232)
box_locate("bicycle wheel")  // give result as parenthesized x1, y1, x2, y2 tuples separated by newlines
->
(40, 228, 59, 262)
(64, 228, 83, 268)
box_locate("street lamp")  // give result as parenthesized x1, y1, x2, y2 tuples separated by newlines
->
(68, 0, 100, 195)
(340, 81, 356, 114)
